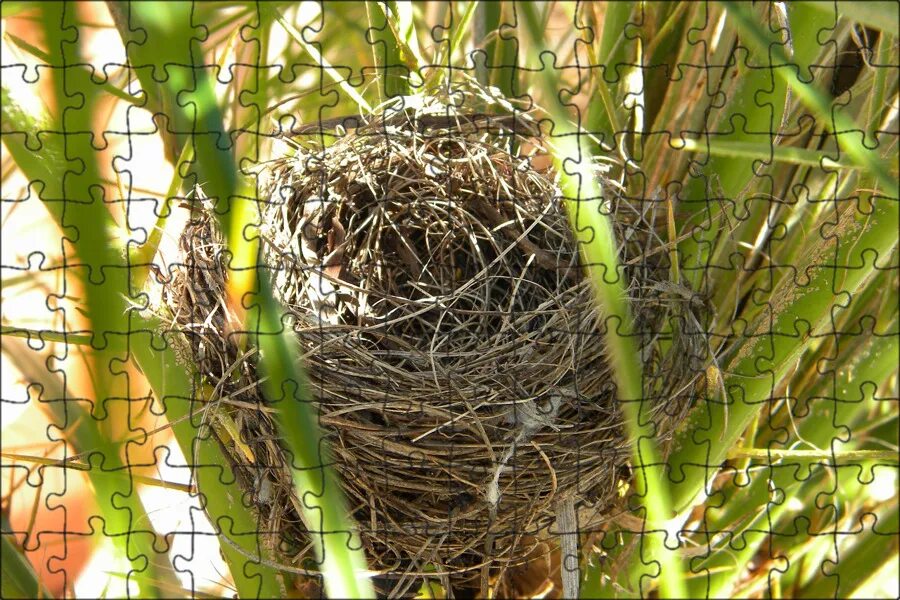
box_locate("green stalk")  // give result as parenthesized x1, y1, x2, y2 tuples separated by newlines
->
(474, 1, 517, 98)
(555, 135, 686, 600)
(3, 31, 142, 107)
(668, 2, 900, 518)
(250, 273, 375, 598)
(677, 138, 869, 171)
(3, 24, 282, 598)
(428, 0, 477, 90)
(2, 6, 180, 590)
(1, 326, 93, 346)
(130, 141, 194, 289)
(726, 448, 898, 462)
(519, 4, 686, 597)
(585, 1, 634, 151)
(473, 0, 500, 89)
(110, 4, 375, 595)
(365, 1, 411, 101)
(865, 33, 892, 147)
(268, 7, 373, 114)
(1, 528, 50, 599)
(130, 324, 286, 598)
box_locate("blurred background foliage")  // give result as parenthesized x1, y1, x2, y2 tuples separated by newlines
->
(1, 1, 897, 598)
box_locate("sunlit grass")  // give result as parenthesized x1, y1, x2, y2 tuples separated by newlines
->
(1, 2, 896, 598)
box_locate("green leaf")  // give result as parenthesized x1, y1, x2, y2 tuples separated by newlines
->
(3, 31, 141, 107)
(690, 321, 898, 597)
(726, 448, 898, 462)
(668, 194, 899, 511)
(250, 273, 375, 598)
(474, 1, 518, 98)
(802, 505, 899, 597)
(667, 1, 900, 528)
(427, 0, 477, 89)
(129, 323, 287, 598)
(365, 1, 412, 100)
(107, 2, 237, 223)
(2, 5, 182, 594)
(724, 0, 897, 197)
(519, 4, 687, 597)
(267, 6, 373, 114)
(585, 1, 635, 149)
(1, 532, 50, 599)
(679, 2, 791, 285)
(803, 1, 899, 36)
(111, 4, 376, 595)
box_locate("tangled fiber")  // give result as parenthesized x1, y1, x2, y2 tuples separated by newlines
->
(161, 93, 706, 597)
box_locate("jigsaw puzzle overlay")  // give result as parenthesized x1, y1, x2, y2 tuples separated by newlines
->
(1, 2, 897, 599)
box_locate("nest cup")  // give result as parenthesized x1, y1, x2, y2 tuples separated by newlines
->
(163, 93, 704, 596)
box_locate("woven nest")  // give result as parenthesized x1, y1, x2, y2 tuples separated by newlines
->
(161, 94, 706, 597)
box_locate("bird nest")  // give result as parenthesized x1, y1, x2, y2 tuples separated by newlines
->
(160, 95, 706, 597)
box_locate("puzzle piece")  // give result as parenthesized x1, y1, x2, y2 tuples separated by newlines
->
(2, 2, 897, 599)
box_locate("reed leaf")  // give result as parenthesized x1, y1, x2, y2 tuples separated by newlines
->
(129, 323, 286, 598)
(2, 6, 178, 590)
(519, 4, 687, 597)
(110, 4, 375, 595)
(249, 273, 375, 598)
(365, 1, 412, 100)
(1, 527, 50, 600)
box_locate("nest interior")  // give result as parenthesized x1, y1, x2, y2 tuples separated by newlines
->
(162, 100, 706, 596)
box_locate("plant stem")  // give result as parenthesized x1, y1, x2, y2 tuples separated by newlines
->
(727, 448, 899, 462)
(519, 4, 687, 595)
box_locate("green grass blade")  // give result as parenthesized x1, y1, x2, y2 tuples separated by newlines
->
(799, 505, 899, 598)
(112, 4, 376, 594)
(679, 2, 791, 287)
(1, 530, 51, 599)
(690, 320, 898, 597)
(668, 195, 899, 512)
(448, 2, 477, 72)
(519, 4, 686, 596)
(727, 448, 898, 462)
(428, 0, 477, 90)
(268, 7, 373, 114)
(555, 136, 685, 600)
(484, 2, 519, 99)
(669, 0, 899, 516)
(723, 1, 897, 197)
(365, 1, 411, 100)
(129, 140, 195, 290)
(473, 1, 500, 90)
(129, 323, 287, 598)
(250, 273, 375, 598)
(803, 1, 899, 36)
(384, 0, 427, 70)
(3, 30, 141, 107)
(585, 1, 634, 150)
(108, 2, 238, 225)
(0, 452, 192, 493)
(4, 5, 288, 595)
(2, 6, 183, 592)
